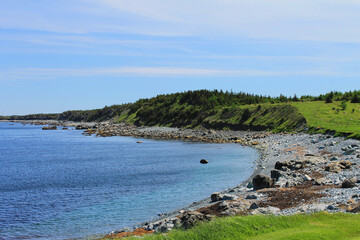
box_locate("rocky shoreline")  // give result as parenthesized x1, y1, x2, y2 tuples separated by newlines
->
(6, 120, 360, 239)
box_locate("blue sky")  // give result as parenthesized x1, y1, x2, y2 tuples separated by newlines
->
(1, 0, 360, 115)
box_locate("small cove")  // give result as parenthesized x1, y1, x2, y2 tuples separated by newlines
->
(0, 122, 258, 239)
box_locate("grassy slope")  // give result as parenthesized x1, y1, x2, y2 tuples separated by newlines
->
(125, 212, 360, 240)
(111, 103, 306, 132)
(293, 101, 360, 137)
(202, 104, 305, 132)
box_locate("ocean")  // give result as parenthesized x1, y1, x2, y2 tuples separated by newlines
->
(0, 122, 258, 239)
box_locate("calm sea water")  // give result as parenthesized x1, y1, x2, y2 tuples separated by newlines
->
(0, 122, 257, 239)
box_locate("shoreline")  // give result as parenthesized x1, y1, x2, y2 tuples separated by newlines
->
(4, 120, 360, 239)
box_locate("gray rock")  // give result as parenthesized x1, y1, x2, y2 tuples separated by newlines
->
(303, 174, 312, 181)
(179, 211, 212, 229)
(342, 177, 357, 188)
(308, 203, 328, 212)
(211, 192, 221, 202)
(249, 202, 259, 210)
(246, 182, 253, 189)
(251, 206, 280, 215)
(330, 156, 339, 161)
(109, 227, 133, 234)
(271, 170, 282, 181)
(327, 205, 337, 210)
(246, 194, 258, 200)
(221, 194, 238, 200)
(156, 223, 173, 233)
(252, 175, 273, 190)
(344, 149, 357, 155)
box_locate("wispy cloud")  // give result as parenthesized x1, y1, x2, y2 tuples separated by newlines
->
(1, 0, 360, 42)
(0, 66, 350, 80)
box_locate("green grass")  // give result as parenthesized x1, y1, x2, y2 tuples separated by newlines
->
(202, 103, 305, 132)
(125, 212, 360, 240)
(292, 101, 360, 135)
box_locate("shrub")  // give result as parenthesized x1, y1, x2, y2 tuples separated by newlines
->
(340, 100, 347, 110)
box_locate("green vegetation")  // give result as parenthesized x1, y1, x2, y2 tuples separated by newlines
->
(2, 89, 360, 138)
(126, 212, 360, 240)
(201, 104, 305, 132)
(293, 101, 360, 137)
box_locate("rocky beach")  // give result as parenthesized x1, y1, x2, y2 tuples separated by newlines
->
(6, 120, 360, 239)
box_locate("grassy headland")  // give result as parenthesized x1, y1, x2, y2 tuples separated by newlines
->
(293, 101, 360, 138)
(2, 90, 360, 138)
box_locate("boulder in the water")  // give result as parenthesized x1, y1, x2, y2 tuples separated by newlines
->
(42, 126, 57, 130)
(200, 159, 209, 164)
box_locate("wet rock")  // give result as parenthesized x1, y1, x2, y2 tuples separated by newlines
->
(109, 227, 133, 234)
(200, 159, 209, 164)
(252, 175, 273, 190)
(75, 125, 87, 130)
(342, 177, 357, 188)
(42, 125, 57, 130)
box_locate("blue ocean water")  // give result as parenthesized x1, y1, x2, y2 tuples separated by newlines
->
(0, 122, 258, 239)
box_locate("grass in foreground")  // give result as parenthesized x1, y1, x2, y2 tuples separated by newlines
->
(293, 101, 360, 135)
(122, 212, 360, 240)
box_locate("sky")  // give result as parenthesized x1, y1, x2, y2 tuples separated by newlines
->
(1, 0, 360, 115)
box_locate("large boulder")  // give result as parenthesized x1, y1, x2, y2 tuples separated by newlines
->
(219, 200, 251, 216)
(210, 192, 238, 202)
(271, 170, 282, 181)
(211, 192, 221, 202)
(251, 206, 280, 215)
(42, 125, 57, 130)
(252, 175, 273, 190)
(342, 177, 357, 188)
(178, 211, 212, 229)
(325, 160, 352, 173)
